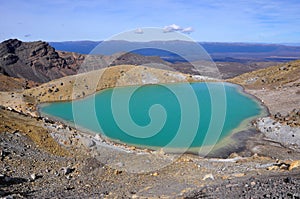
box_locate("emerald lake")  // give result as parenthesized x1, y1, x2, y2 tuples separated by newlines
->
(40, 82, 264, 152)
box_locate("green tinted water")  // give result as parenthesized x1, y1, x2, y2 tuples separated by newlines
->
(40, 82, 263, 151)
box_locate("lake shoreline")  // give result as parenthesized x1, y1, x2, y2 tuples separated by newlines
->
(38, 81, 268, 158)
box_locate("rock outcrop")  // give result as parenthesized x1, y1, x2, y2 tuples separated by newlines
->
(0, 39, 85, 83)
(274, 109, 300, 127)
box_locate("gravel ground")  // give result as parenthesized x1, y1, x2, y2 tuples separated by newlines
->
(1, 107, 300, 198)
(186, 173, 300, 198)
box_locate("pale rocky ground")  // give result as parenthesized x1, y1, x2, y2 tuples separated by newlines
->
(247, 86, 300, 115)
(1, 63, 300, 198)
(256, 117, 300, 152)
(230, 60, 300, 115)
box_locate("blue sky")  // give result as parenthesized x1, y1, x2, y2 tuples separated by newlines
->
(0, 0, 300, 43)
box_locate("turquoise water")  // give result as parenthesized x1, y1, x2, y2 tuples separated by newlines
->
(40, 82, 263, 151)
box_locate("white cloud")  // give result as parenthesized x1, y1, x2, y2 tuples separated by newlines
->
(163, 24, 194, 34)
(163, 24, 182, 33)
(134, 28, 144, 34)
(181, 27, 194, 34)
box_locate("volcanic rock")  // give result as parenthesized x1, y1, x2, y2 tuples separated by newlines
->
(0, 39, 84, 83)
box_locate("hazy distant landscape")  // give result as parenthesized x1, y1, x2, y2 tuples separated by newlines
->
(50, 40, 300, 62)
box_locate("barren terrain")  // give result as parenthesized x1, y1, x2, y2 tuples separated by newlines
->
(0, 41, 300, 198)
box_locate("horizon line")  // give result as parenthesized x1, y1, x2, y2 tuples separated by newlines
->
(2, 38, 300, 46)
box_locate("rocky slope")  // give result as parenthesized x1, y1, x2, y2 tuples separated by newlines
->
(0, 39, 85, 83)
(0, 74, 39, 92)
(230, 60, 300, 90)
(227, 60, 300, 161)
(229, 60, 300, 116)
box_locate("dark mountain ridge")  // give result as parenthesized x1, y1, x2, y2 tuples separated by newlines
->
(0, 39, 85, 83)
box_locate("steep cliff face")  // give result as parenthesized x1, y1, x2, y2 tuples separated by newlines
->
(0, 39, 85, 83)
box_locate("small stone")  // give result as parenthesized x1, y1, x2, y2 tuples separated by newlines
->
(94, 134, 101, 141)
(158, 148, 165, 155)
(283, 177, 292, 183)
(64, 186, 74, 190)
(81, 138, 95, 148)
(274, 112, 281, 118)
(252, 153, 259, 159)
(62, 167, 74, 175)
(0, 150, 4, 161)
(132, 194, 138, 199)
(115, 162, 124, 167)
(181, 157, 193, 162)
(129, 146, 136, 150)
(279, 66, 288, 71)
(279, 163, 289, 170)
(30, 173, 37, 181)
(289, 160, 300, 170)
(12, 130, 19, 134)
(267, 165, 279, 171)
(202, 173, 214, 181)
(53, 171, 60, 177)
(114, 170, 122, 175)
(221, 175, 229, 180)
(250, 181, 256, 186)
(232, 173, 245, 177)
(152, 172, 159, 176)
(66, 175, 72, 180)
(0, 174, 5, 179)
(4, 176, 12, 182)
(228, 152, 239, 158)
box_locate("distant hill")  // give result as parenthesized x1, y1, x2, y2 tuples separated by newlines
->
(49, 41, 99, 55)
(50, 40, 300, 63)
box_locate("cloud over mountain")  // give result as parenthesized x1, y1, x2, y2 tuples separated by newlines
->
(181, 27, 194, 34)
(163, 24, 194, 34)
(163, 24, 182, 33)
